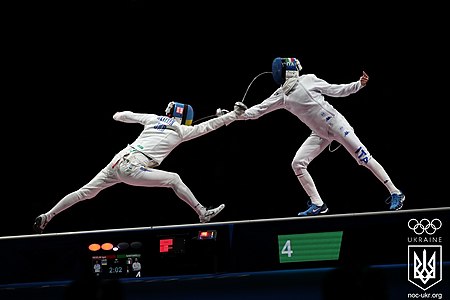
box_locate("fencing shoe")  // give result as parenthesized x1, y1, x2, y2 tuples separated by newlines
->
(298, 202, 329, 216)
(33, 214, 48, 234)
(199, 204, 225, 223)
(386, 192, 405, 210)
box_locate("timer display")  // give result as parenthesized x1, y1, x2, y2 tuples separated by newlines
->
(92, 253, 142, 278)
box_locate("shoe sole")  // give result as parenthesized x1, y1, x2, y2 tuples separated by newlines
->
(298, 208, 329, 216)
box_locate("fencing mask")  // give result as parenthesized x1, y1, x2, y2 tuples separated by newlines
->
(165, 101, 194, 125)
(271, 57, 302, 85)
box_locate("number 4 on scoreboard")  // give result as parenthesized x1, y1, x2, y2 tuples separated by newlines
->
(281, 239, 293, 257)
(278, 231, 343, 263)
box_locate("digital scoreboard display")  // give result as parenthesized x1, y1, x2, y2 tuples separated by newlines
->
(87, 230, 216, 279)
(92, 253, 142, 278)
(278, 231, 343, 263)
(89, 241, 144, 279)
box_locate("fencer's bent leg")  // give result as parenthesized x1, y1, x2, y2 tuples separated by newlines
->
(117, 164, 207, 216)
(291, 133, 330, 206)
(337, 131, 401, 194)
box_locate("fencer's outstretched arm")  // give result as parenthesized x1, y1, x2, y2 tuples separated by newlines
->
(113, 111, 157, 124)
(239, 71, 368, 121)
(238, 88, 285, 120)
(313, 71, 368, 97)
(180, 102, 247, 141)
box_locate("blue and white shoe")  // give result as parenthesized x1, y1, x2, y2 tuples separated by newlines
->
(298, 202, 329, 216)
(386, 192, 405, 210)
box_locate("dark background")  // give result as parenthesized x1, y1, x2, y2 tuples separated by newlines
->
(2, 4, 447, 237)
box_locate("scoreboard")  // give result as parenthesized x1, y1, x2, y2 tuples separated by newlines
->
(0, 208, 448, 286)
(278, 231, 343, 263)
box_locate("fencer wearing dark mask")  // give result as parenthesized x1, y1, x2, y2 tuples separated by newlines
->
(237, 57, 404, 216)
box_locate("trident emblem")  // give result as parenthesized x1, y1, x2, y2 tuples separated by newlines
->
(408, 245, 442, 290)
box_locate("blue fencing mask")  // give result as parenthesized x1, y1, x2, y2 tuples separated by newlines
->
(272, 57, 302, 85)
(165, 101, 194, 125)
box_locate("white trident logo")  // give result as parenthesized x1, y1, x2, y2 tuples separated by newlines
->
(408, 245, 442, 290)
(414, 249, 435, 284)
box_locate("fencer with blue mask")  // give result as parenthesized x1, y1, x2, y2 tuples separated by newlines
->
(33, 100, 248, 233)
(165, 101, 194, 125)
(238, 57, 405, 216)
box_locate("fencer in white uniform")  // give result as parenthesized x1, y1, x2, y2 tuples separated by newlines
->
(238, 57, 404, 216)
(33, 101, 247, 233)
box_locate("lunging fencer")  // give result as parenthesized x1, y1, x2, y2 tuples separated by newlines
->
(33, 101, 247, 233)
(237, 57, 405, 216)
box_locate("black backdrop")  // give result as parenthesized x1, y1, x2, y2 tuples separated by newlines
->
(3, 4, 447, 236)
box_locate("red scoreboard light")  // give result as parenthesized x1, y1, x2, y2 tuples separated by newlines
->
(159, 237, 186, 254)
(198, 230, 217, 240)
(159, 239, 173, 253)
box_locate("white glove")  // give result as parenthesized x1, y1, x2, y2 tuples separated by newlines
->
(233, 101, 247, 116)
(216, 108, 230, 117)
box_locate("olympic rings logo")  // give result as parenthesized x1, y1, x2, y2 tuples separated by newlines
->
(408, 218, 442, 235)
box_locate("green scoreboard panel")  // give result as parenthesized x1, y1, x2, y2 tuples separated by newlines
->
(278, 231, 343, 263)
